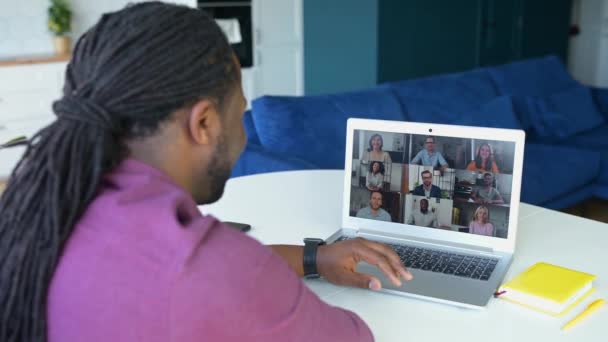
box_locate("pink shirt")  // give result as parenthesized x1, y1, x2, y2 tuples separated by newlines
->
(469, 221, 495, 236)
(47, 159, 373, 341)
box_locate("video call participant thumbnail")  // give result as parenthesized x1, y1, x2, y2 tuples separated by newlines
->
(412, 170, 442, 198)
(411, 136, 448, 171)
(407, 198, 438, 228)
(356, 190, 392, 222)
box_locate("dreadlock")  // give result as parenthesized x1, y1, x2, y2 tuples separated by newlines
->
(0, 2, 238, 341)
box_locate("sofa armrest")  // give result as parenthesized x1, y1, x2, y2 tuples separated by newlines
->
(231, 143, 319, 178)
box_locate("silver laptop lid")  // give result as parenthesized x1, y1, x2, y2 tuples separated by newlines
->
(342, 118, 525, 253)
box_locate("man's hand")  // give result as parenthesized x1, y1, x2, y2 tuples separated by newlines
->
(316, 238, 413, 290)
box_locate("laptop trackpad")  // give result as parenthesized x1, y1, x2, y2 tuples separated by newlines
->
(356, 262, 494, 307)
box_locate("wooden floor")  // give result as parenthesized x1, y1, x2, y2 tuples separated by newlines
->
(0, 180, 606, 223)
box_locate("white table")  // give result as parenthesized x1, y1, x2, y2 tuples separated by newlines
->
(201, 170, 608, 342)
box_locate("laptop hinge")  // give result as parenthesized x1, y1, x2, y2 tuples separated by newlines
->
(354, 228, 494, 254)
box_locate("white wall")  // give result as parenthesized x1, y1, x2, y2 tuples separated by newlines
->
(0, 0, 196, 59)
(0, 0, 51, 58)
(568, 0, 608, 87)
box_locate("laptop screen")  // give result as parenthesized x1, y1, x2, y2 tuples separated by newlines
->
(349, 130, 516, 239)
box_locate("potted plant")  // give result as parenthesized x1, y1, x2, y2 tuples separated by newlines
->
(48, 0, 72, 55)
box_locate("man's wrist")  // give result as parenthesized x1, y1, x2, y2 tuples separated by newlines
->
(303, 238, 325, 278)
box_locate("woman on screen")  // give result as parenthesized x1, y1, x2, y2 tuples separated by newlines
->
(468, 206, 495, 236)
(466, 143, 499, 173)
(366, 161, 384, 191)
(362, 134, 392, 182)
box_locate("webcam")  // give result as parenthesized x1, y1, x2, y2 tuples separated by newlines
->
(428, 128, 433, 133)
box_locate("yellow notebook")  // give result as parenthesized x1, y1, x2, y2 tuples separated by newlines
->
(498, 262, 596, 316)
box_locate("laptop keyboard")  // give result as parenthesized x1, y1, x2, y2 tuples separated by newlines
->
(334, 236, 498, 281)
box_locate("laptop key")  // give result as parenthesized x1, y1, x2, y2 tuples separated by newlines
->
(422, 263, 434, 271)
(432, 264, 445, 272)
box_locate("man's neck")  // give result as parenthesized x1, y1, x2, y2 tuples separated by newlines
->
(371, 207, 379, 215)
(126, 124, 198, 200)
(423, 184, 432, 190)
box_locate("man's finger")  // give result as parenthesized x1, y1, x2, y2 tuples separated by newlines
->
(336, 270, 382, 290)
(362, 240, 413, 281)
(355, 245, 403, 287)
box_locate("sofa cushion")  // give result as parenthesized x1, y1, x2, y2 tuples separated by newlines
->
(462, 95, 523, 129)
(558, 124, 608, 185)
(513, 85, 605, 141)
(591, 87, 608, 120)
(251, 86, 406, 169)
(388, 69, 502, 125)
(231, 142, 318, 178)
(521, 143, 600, 205)
(541, 184, 597, 210)
(599, 154, 608, 186)
(487, 55, 578, 97)
(242, 110, 261, 145)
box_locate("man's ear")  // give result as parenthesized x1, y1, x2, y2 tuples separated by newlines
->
(187, 99, 221, 146)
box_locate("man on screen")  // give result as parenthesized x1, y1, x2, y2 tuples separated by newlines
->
(410, 136, 449, 171)
(412, 170, 442, 198)
(356, 190, 392, 222)
(407, 198, 438, 228)
(471, 173, 504, 205)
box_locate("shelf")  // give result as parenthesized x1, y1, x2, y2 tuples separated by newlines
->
(0, 54, 71, 68)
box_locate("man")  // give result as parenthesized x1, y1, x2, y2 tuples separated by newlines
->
(471, 173, 504, 204)
(411, 136, 449, 171)
(0, 4, 411, 341)
(407, 198, 438, 228)
(412, 170, 442, 198)
(356, 191, 392, 222)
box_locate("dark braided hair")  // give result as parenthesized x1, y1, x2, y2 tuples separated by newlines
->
(0, 2, 238, 341)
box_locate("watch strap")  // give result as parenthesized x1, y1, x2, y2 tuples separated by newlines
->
(303, 238, 325, 278)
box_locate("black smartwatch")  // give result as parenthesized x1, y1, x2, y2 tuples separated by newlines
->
(303, 238, 326, 279)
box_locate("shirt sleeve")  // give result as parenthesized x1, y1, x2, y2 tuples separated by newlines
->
(491, 161, 499, 173)
(382, 211, 392, 222)
(411, 151, 421, 164)
(438, 153, 448, 166)
(492, 188, 501, 199)
(169, 223, 374, 342)
(366, 172, 372, 187)
(384, 152, 392, 164)
(356, 208, 364, 218)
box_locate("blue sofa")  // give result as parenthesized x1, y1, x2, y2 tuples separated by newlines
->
(232, 56, 608, 210)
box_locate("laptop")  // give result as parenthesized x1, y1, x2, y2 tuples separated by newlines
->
(325, 118, 526, 309)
